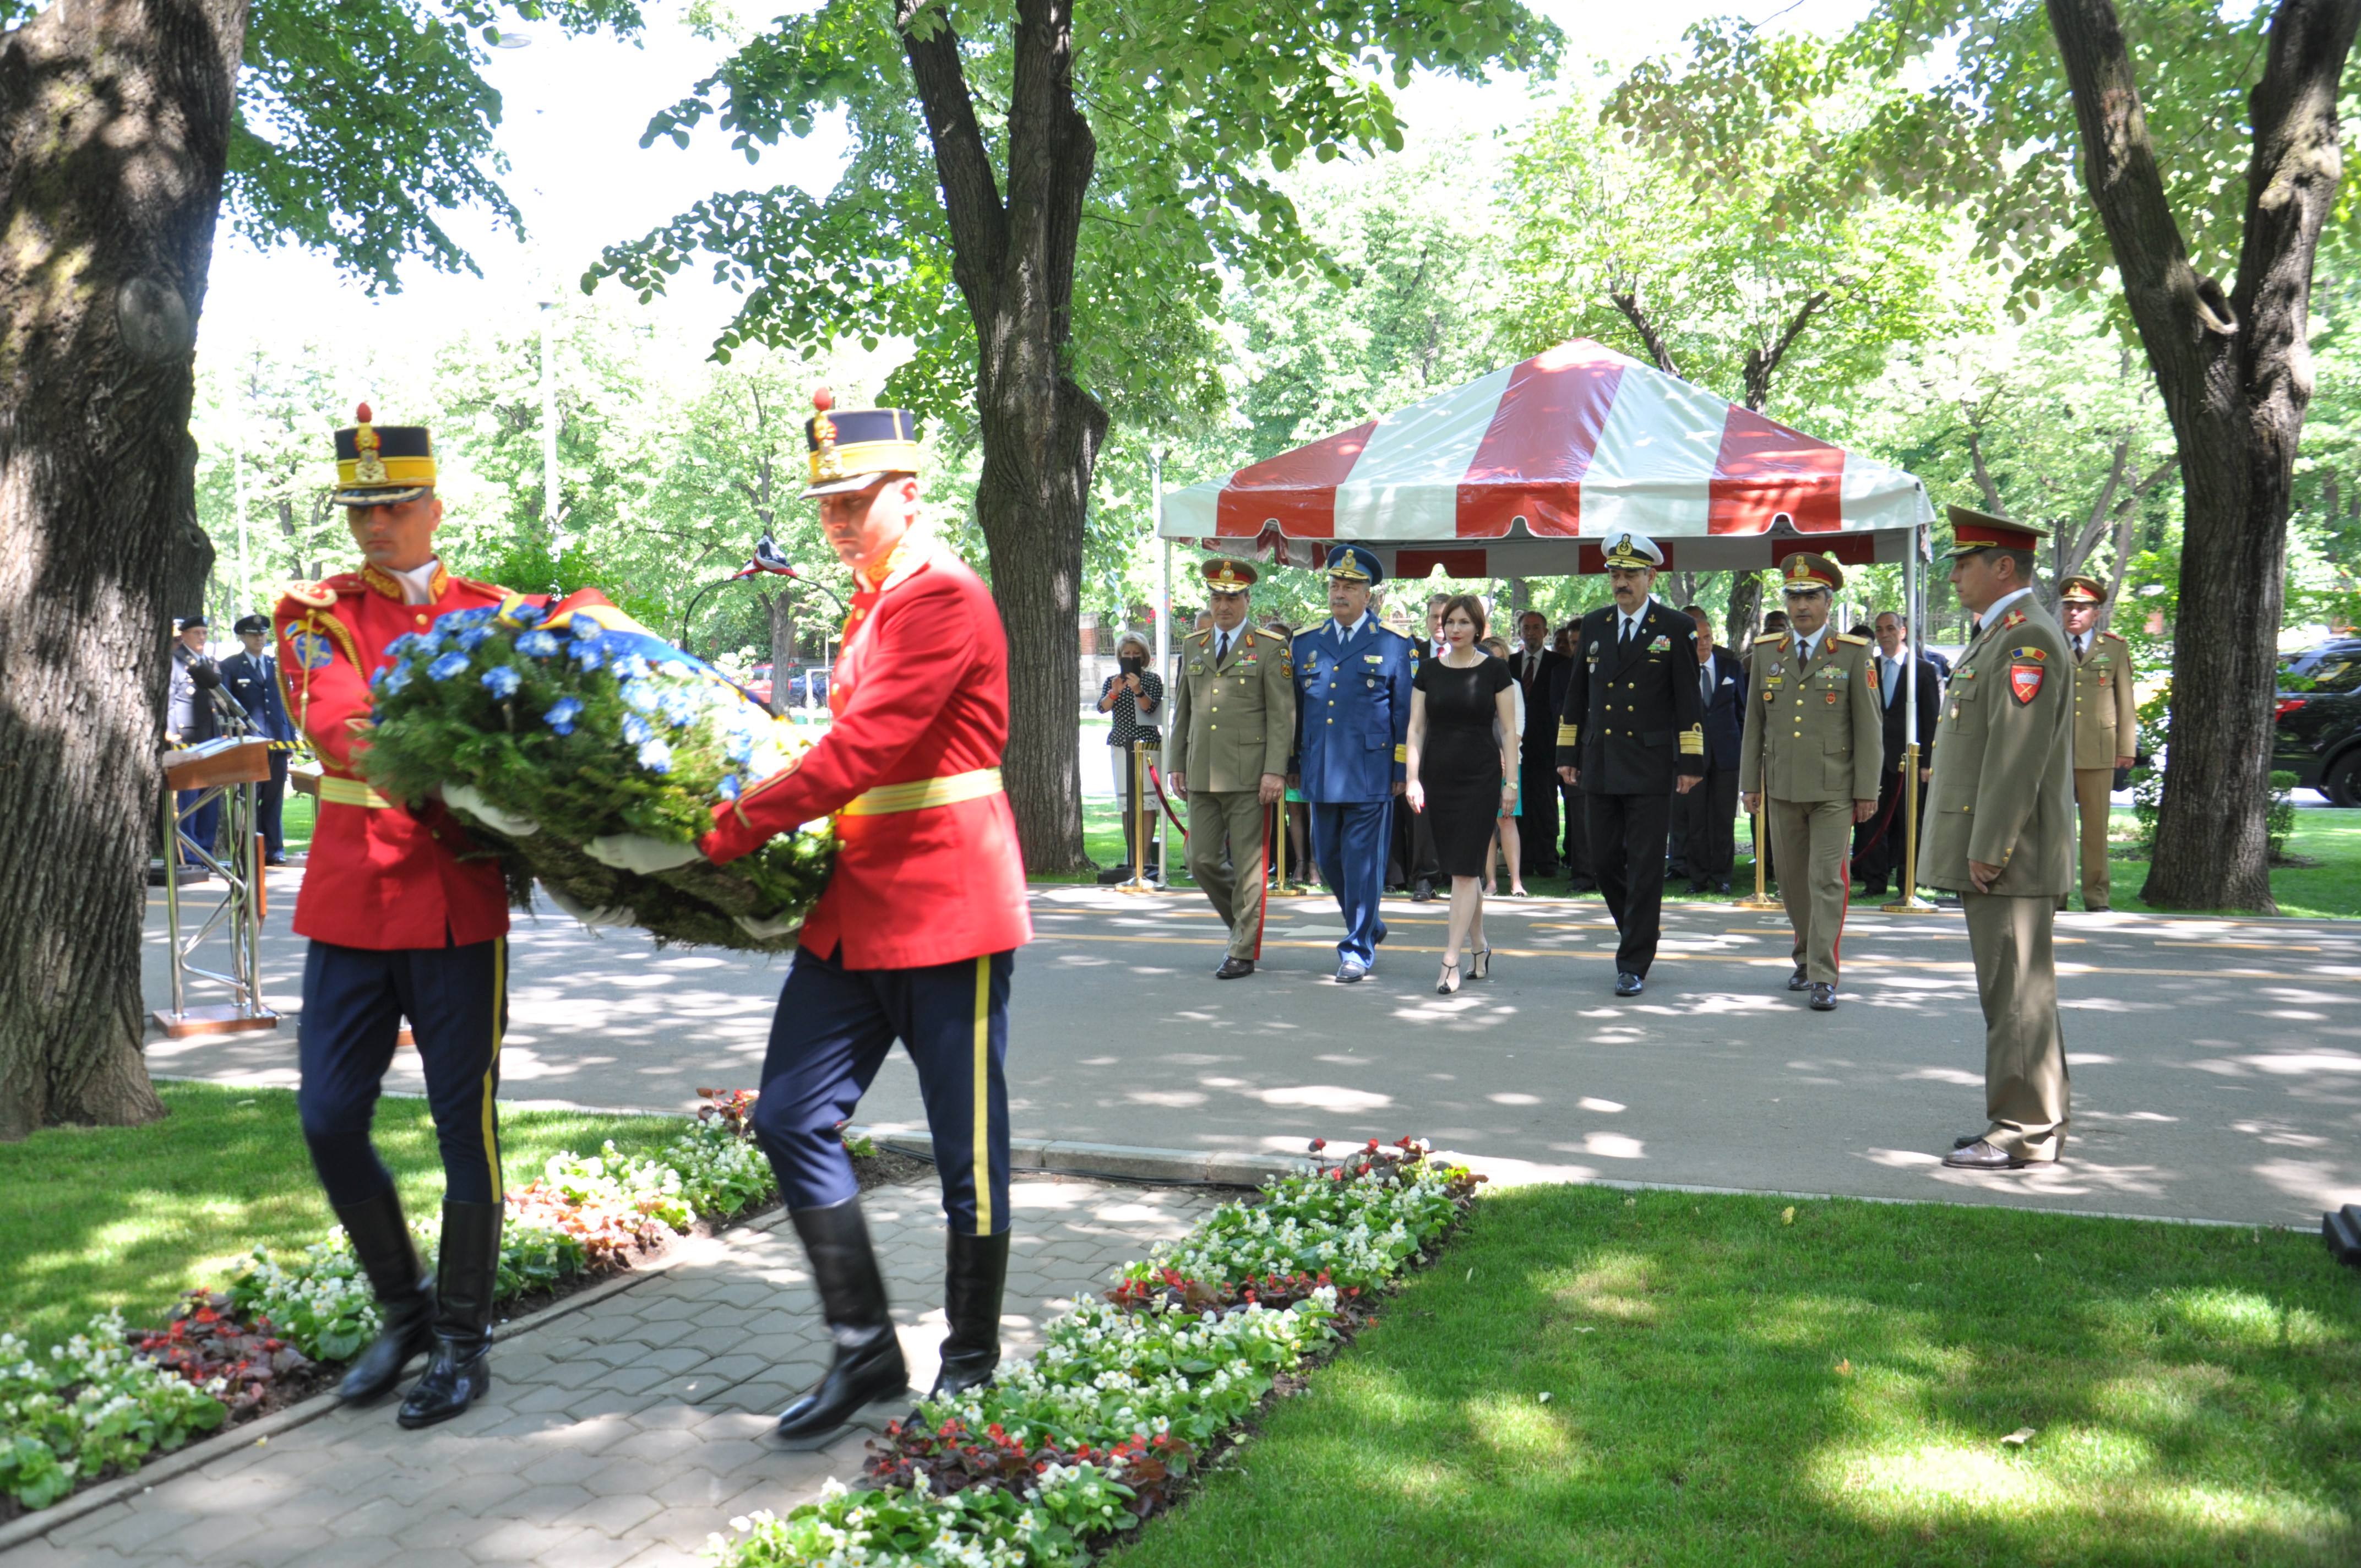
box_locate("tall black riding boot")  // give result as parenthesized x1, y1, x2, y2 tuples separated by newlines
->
(774, 1196, 909, 1446)
(928, 1229, 1010, 1401)
(398, 1200, 502, 1429)
(333, 1188, 436, 1404)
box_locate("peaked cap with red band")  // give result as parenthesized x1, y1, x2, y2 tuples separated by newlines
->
(1779, 551, 1844, 594)
(1201, 557, 1260, 589)
(1942, 504, 2049, 558)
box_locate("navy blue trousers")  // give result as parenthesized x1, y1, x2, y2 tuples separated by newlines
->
(1309, 799, 1392, 967)
(752, 944, 1013, 1236)
(298, 938, 508, 1208)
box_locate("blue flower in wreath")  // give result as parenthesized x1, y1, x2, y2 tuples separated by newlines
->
(658, 691, 699, 727)
(725, 730, 758, 766)
(437, 606, 498, 633)
(377, 662, 414, 695)
(569, 616, 603, 640)
(515, 629, 559, 658)
(571, 641, 605, 673)
(716, 775, 742, 802)
(612, 653, 651, 682)
(544, 696, 584, 736)
(497, 598, 546, 629)
(621, 682, 661, 714)
(427, 652, 472, 682)
(622, 714, 654, 746)
(454, 623, 496, 652)
(384, 633, 430, 660)
(482, 666, 521, 699)
(638, 738, 674, 774)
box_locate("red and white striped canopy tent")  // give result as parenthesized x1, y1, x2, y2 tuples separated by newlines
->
(1158, 339, 1935, 578)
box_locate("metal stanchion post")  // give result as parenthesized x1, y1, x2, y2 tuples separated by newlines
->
(1735, 808, 1781, 911)
(1882, 742, 1938, 913)
(162, 787, 186, 1016)
(1118, 741, 1155, 894)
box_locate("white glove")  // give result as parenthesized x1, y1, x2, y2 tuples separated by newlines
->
(734, 910, 806, 940)
(540, 883, 635, 929)
(583, 834, 706, 874)
(442, 781, 539, 838)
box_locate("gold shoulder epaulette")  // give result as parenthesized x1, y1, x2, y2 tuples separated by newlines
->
(1832, 632, 1870, 646)
(446, 573, 513, 598)
(1185, 629, 1209, 644)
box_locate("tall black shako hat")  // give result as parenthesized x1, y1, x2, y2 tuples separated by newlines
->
(804, 387, 922, 498)
(331, 403, 435, 506)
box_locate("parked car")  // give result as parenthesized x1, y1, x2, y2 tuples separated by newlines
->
(746, 663, 774, 707)
(2273, 639, 2361, 805)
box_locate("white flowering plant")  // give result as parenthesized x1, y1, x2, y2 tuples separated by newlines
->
(706, 1139, 1484, 1568)
(0, 1315, 228, 1509)
(357, 594, 835, 951)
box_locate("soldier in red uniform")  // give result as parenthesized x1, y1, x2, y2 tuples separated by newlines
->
(598, 393, 1031, 1446)
(272, 407, 516, 1429)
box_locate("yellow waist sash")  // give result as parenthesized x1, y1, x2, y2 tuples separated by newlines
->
(841, 767, 1003, 817)
(318, 776, 393, 809)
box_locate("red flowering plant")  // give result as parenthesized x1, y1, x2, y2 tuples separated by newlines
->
(863, 1418, 1188, 1521)
(694, 1086, 759, 1138)
(131, 1293, 312, 1417)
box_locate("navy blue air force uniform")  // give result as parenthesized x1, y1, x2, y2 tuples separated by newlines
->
(1291, 546, 1414, 974)
(221, 617, 301, 859)
(1557, 541, 1707, 985)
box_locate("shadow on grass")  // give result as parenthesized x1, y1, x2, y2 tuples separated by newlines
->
(0, 1082, 687, 1349)
(1107, 1186, 2360, 1567)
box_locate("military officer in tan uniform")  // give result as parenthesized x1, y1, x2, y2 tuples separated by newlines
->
(1923, 508, 2077, 1171)
(1167, 558, 1297, 978)
(2057, 575, 2139, 912)
(1739, 553, 1884, 1011)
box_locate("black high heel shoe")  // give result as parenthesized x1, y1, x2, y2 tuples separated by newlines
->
(1435, 961, 1461, 995)
(1470, 946, 1493, 981)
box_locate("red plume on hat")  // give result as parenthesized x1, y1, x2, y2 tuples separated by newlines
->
(355, 401, 373, 423)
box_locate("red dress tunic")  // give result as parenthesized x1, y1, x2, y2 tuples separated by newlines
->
(273, 564, 514, 951)
(699, 536, 1032, 969)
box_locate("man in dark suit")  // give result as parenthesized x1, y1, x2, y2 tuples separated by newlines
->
(1557, 533, 1707, 996)
(221, 613, 301, 864)
(1546, 625, 1596, 892)
(1506, 609, 1566, 879)
(1675, 604, 1747, 894)
(1854, 609, 1941, 896)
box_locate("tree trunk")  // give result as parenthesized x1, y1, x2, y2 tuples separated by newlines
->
(768, 590, 796, 715)
(1725, 573, 1765, 658)
(2047, 0, 2357, 913)
(0, 0, 247, 1137)
(901, 0, 1103, 872)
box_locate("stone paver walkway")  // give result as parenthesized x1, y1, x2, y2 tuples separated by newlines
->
(18, 1177, 1217, 1568)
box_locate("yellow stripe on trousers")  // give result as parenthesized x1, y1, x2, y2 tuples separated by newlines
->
(972, 955, 991, 1238)
(483, 938, 506, 1202)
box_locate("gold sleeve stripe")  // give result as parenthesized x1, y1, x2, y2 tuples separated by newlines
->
(1678, 727, 1705, 754)
(1392, 744, 1407, 763)
(1556, 721, 1580, 745)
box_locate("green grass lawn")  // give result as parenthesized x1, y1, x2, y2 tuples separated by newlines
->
(280, 791, 313, 852)
(1111, 1186, 2359, 1567)
(0, 1081, 688, 1350)
(2101, 806, 2361, 921)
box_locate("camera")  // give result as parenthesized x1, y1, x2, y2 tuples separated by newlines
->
(1118, 653, 1145, 676)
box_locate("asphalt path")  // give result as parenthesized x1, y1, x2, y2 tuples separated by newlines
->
(145, 873, 2361, 1228)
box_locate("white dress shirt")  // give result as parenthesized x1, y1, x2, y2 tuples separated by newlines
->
(387, 558, 443, 605)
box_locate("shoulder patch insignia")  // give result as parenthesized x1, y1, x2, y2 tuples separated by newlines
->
(2009, 662, 2045, 704)
(2001, 608, 2029, 629)
(2008, 646, 2047, 661)
(289, 631, 338, 671)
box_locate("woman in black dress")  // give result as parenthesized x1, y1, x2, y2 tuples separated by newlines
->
(1405, 595, 1520, 993)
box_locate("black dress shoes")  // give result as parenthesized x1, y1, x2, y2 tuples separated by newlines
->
(1566, 878, 1597, 895)
(1412, 877, 1435, 902)
(1214, 957, 1255, 979)
(1808, 982, 1837, 1011)
(1716, 881, 1732, 895)
(1685, 878, 1711, 895)
(1787, 967, 1809, 993)
(1859, 880, 1887, 898)
(1614, 972, 1644, 997)
(1942, 1139, 2029, 1170)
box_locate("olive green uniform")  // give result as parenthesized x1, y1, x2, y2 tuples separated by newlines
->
(1167, 625, 1298, 960)
(1919, 594, 2076, 1162)
(2066, 629, 2138, 910)
(1738, 630, 1885, 984)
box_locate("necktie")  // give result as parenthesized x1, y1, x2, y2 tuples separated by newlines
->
(1700, 663, 1712, 705)
(1216, 631, 1230, 663)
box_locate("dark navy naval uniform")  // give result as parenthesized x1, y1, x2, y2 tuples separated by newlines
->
(219, 639, 299, 859)
(1558, 596, 1707, 980)
(1292, 614, 1414, 971)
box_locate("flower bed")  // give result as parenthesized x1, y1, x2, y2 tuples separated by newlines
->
(710, 1137, 1484, 1568)
(358, 594, 835, 952)
(0, 1090, 796, 1513)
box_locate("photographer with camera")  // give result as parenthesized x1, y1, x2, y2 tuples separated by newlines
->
(1096, 631, 1165, 878)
